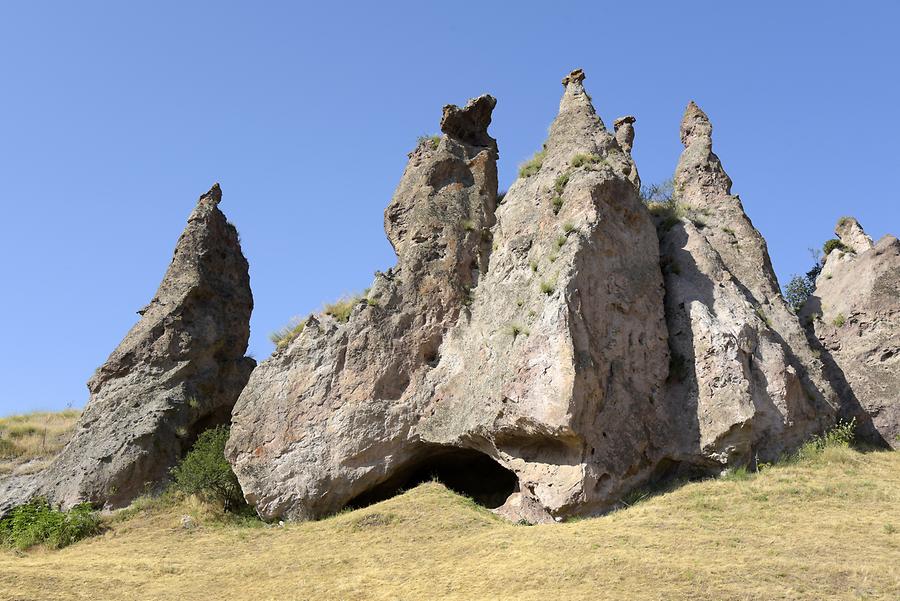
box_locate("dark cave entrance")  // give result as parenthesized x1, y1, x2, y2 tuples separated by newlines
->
(346, 446, 519, 510)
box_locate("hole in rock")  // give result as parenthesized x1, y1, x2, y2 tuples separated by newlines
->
(346, 446, 519, 510)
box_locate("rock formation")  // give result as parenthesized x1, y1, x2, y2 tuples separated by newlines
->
(1, 185, 254, 515)
(801, 218, 900, 448)
(229, 70, 672, 521)
(655, 102, 838, 468)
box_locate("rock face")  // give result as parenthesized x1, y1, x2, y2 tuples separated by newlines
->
(1, 185, 255, 514)
(656, 102, 838, 468)
(229, 70, 672, 521)
(801, 218, 900, 448)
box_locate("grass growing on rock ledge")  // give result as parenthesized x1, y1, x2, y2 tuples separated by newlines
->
(3, 440, 898, 599)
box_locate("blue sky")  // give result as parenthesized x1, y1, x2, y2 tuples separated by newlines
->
(1, 2, 897, 415)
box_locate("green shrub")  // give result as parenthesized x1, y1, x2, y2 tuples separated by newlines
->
(553, 171, 571, 195)
(823, 238, 850, 256)
(171, 426, 245, 511)
(0, 498, 100, 550)
(416, 134, 441, 150)
(551, 195, 564, 214)
(784, 274, 816, 313)
(539, 280, 555, 295)
(796, 419, 855, 461)
(832, 313, 846, 327)
(518, 149, 547, 178)
(461, 219, 476, 231)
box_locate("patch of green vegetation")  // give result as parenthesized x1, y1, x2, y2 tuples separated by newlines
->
(832, 313, 846, 327)
(539, 280, 555, 295)
(416, 134, 441, 150)
(171, 426, 246, 511)
(461, 219, 476, 231)
(836, 216, 853, 229)
(506, 323, 530, 339)
(554, 235, 568, 250)
(518, 149, 547, 178)
(570, 153, 603, 168)
(324, 294, 363, 323)
(529, 260, 538, 273)
(823, 238, 850, 256)
(722, 466, 753, 482)
(563, 222, 575, 234)
(0, 499, 101, 551)
(269, 318, 308, 349)
(551, 195, 564, 214)
(553, 171, 571, 196)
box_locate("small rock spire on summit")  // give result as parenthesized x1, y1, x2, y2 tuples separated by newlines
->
(680, 100, 713, 147)
(613, 115, 636, 154)
(835, 216, 874, 254)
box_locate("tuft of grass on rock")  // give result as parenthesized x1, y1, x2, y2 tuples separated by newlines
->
(518, 149, 547, 178)
(269, 317, 308, 349)
(324, 293, 364, 323)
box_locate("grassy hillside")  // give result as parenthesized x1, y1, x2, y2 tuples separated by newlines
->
(0, 410, 80, 476)
(1, 445, 898, 600)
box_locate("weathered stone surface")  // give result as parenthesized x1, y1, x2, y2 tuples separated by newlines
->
(229, 71, 671, 521)
(656, 103, 838, 468)
(802, 219, 900, 448)
(227, 95, 500, 520)
(1, 185, 254, 514)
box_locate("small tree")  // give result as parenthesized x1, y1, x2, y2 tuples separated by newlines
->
(784, 274, 816, 312)
(171, 426, 245, 511)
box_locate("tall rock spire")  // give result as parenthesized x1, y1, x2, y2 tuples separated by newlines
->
(657, 104, 839, 467)
(1, 184, 255, 514)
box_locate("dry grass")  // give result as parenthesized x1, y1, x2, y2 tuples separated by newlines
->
(0, 410, 80, 476)
(1, 446, 897, 600)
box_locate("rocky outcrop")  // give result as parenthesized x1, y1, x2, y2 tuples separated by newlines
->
(229, 70, 671, 521)
(227, 95, 500, 520)
(1, 185, 254, 514)
(802, 219, 900, 448)
(656, 102, 838, 468)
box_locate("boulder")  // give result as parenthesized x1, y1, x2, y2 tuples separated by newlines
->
(1, 184, 255, 514)
(801, 218, 900, 448)
(656, 102, 838, 468)
(228, 70, 672, 521)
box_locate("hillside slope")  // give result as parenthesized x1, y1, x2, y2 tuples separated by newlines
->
(2, 447, 898, 601)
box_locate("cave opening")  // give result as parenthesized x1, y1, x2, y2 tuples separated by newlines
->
(346, 446, 519, 510)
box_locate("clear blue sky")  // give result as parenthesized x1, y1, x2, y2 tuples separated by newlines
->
(1, 2, 897, 416)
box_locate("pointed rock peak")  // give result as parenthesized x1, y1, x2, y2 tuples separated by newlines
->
(835, 216, 874, 254)
(614, 115, 636, 153)
(680, 101, 713, 147)
(201, 182, 222, 204)
(440, 94, 497, 150)
(561, 68, 585, 87)
(556, 68, 604, 129)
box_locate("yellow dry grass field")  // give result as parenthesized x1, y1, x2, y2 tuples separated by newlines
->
(0, 410, 80, 476)
(1, 445, 898, 601)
